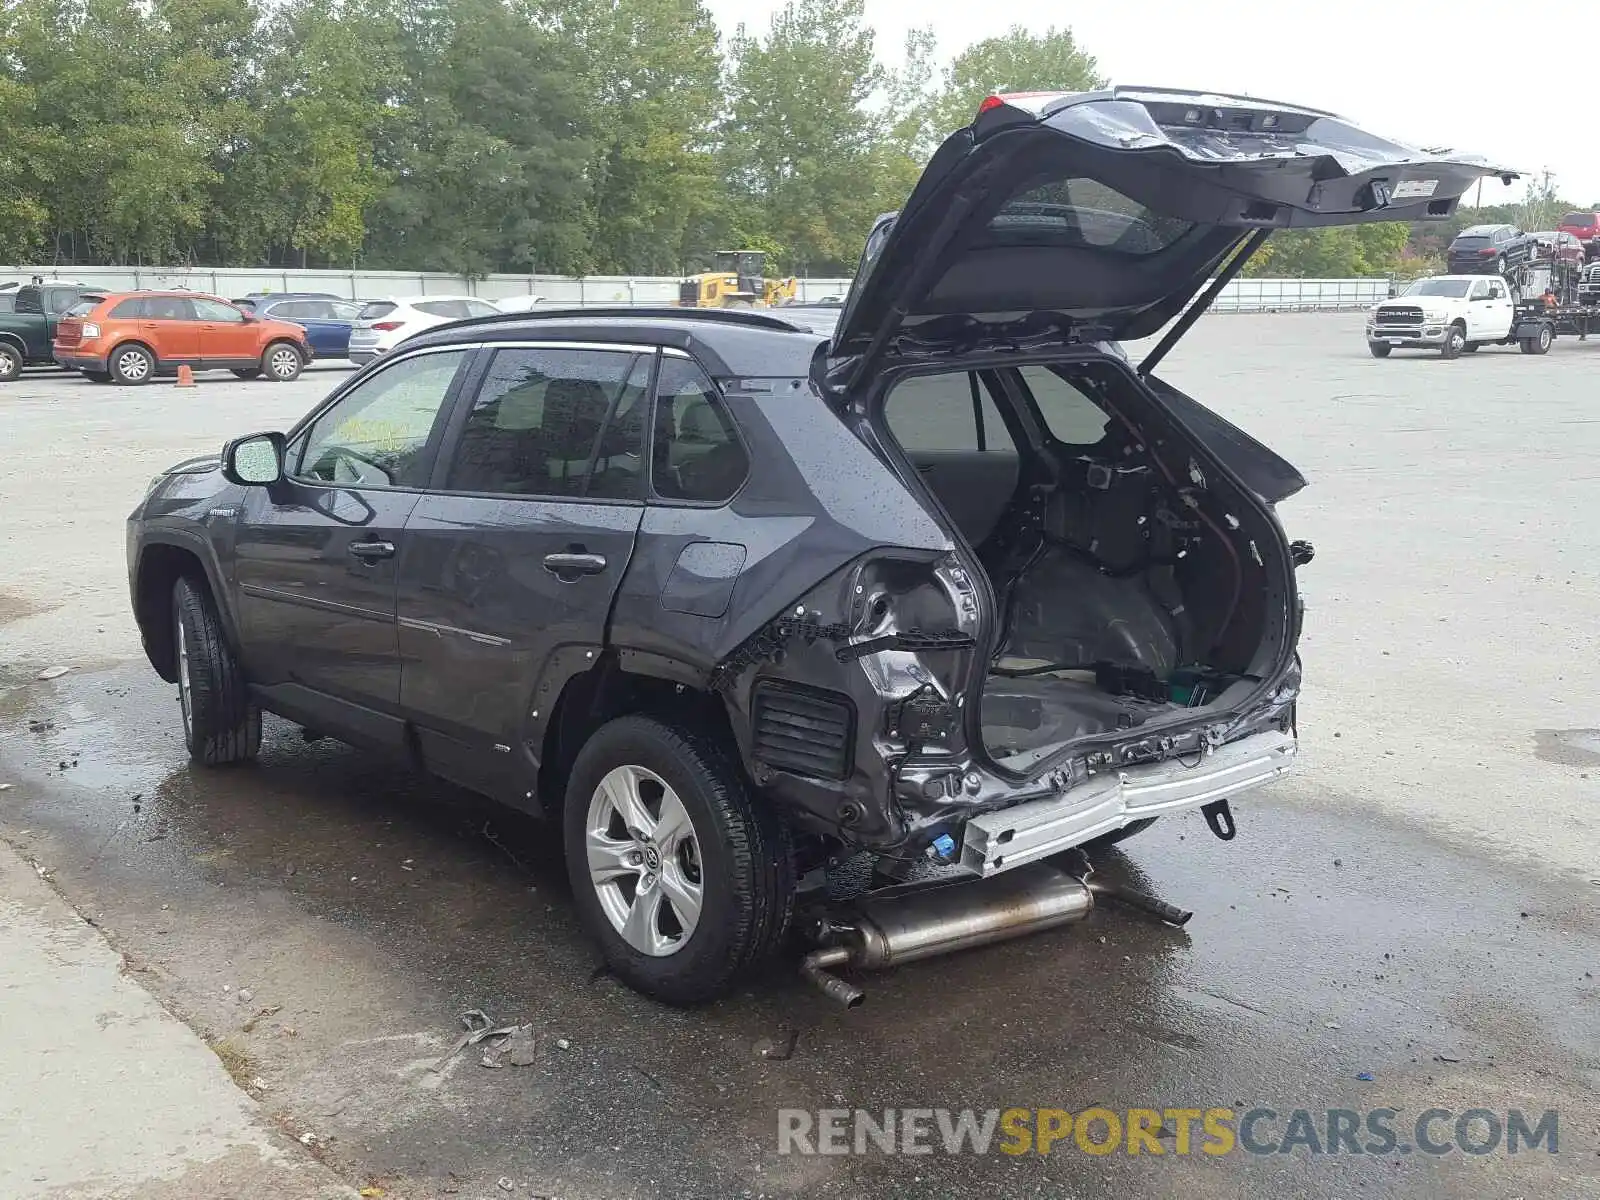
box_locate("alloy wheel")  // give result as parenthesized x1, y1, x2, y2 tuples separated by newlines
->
(0, 345, 19, 380)
(176, 617, 193, 738)
(116, 347, 151, 381)
(268, 346, 300, 379)
(584, 764, 704, 957)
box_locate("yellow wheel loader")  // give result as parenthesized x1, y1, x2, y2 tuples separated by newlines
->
(677, 251, 798, 308)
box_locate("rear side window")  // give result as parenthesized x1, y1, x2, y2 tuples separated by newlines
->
(882, 372, 1015, 453)
(358, 301, 397, 320)
(415, 299, 465, 318)
(110, 298, 149, 318)
(1017, 366, 1110, 445)
(651, 359, 749, 503)
(444, 347, 649, 499)
(991, 178, 1192, 255)
(0, 294, 12, 313)
(462, 299, 498, 318)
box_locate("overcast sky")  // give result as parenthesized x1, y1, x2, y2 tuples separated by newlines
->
(703, 0, 1580, 210)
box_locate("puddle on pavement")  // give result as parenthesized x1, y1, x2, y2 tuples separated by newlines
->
(1533, 728, 1600, 767)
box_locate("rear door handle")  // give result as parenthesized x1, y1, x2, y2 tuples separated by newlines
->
(348, 540, 395, 562)
(543, 552, 607, 578)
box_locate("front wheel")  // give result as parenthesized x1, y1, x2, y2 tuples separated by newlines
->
(1440, 325, 1466, 359)
(0, 343, 21, 382)
(563, 715, 794, 1005)
(172, 576, 261, 765)
(1367, 341, 1392, 358)
(261, 341, 303, 382)
(1461, 342, 1480, 353)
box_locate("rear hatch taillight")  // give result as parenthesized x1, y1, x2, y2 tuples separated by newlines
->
(55, 319, 82, 347)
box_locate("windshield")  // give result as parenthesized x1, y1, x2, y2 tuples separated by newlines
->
(1404, 279, 1472, 298)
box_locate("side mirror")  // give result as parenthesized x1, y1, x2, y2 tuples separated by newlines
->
(221, 432, 285, 486)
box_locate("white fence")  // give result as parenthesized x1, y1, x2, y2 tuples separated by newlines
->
(0, 265, 1392, 312)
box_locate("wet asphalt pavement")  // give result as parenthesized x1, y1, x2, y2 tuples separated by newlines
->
(2, 318, 1598, 1198)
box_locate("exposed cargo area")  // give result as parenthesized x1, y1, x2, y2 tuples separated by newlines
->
(881, 357, 1293, 772)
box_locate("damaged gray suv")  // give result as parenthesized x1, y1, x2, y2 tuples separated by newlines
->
(127, 88, 1512, 1006)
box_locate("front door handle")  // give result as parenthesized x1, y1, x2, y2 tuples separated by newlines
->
(348, 540, 395, 562)
(543, 552, 607, 579)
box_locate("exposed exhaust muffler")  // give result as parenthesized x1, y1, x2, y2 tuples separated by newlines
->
(800, 862, 1190, 1007)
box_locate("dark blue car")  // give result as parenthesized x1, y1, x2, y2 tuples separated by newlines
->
(246, 296, 364, 358)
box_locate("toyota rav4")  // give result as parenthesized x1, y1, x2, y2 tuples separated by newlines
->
(126, 88, 1512, 1006)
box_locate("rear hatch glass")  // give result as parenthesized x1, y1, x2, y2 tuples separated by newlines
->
(357, 301, 397, 323)
(1451, 236, 1490, 250)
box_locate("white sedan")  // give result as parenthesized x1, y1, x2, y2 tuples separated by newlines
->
(347, 295, 501, 364)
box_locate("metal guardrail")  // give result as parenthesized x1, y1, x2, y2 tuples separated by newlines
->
(0, 266, 1392, 312)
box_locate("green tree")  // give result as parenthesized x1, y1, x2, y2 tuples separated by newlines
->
(930, 25, 1104, 135)
(719, 0, 887, 274)
(367, 0, 593, 275)
(530, 0, 724, 276)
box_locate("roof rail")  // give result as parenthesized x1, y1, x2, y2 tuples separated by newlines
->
(444, 305, 807, 333)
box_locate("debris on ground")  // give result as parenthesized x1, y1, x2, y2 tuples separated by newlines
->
(0, 783, 12, 791)
(555, 1037, 571, 1050)
(237, 988, 255, 1004)
(497, 1178, 516, 1192)
(480, 1025, 538, 1068)
(240, 1005, 282, 1034)
(756, 1029, 799, 1061)
(431, 1008, 520, 1073)
(36, 665, 71, 680)
(1356, 1072, 1375, 1082)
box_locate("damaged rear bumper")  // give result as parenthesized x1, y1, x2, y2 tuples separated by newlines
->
(960, 728, 1296, 875)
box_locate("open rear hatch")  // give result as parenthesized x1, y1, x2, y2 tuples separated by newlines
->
(833, 88, 1515, 776)
(828, 86, 1518, 375)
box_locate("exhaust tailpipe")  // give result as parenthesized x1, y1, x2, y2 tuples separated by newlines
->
(800, 863, 1097, 1007)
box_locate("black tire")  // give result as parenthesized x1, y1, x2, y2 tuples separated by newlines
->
(172, 576, 261, 765)
(231, 367, 262, 380)
(1440, 324, 1466, 359)
(82, 369, 111, 383)
(110, 342, 156, 385)
(261, 341, 303, 382)
(1367, 341, 1392, 358)
(1461, 341, 1480, 353)
(1520, 324, 1553, 355)
(1081, 817, 1158, 854)
(1494, 255, 1506, 276)
(563, 715, 794, 1005)
(0, 342, 21, 382)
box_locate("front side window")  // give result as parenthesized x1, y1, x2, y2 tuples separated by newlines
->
(295, 350, 468, 488)
(110, 298, 149, 319)
(191, 297, 245, 323)
(1488, 279, 1507, 299)
(444, 346, 648, 499)
(651, 359, 750, 503)
(1470, 279, 1491, 300)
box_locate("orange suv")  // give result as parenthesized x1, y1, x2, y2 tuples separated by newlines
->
(53, 291, 313, 385)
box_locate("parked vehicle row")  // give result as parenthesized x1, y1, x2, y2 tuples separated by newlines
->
(51, 291, 314, 384)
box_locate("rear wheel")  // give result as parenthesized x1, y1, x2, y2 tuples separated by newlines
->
(110, 342, 155, 385)
(0, 343, 20, 382)
(1520, 324, 1553, 354)
(1367, 341, 1392, 358)
(172, 576, 261, 765)
(1440, 324, 1466, 359)
(563, 715, 794, 1005)
(262, 341, 303, 382)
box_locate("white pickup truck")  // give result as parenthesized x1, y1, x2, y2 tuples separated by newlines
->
(1365, 274, 1519, 358)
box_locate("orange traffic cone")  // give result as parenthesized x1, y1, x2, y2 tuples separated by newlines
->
(176, 364, 195, 388)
